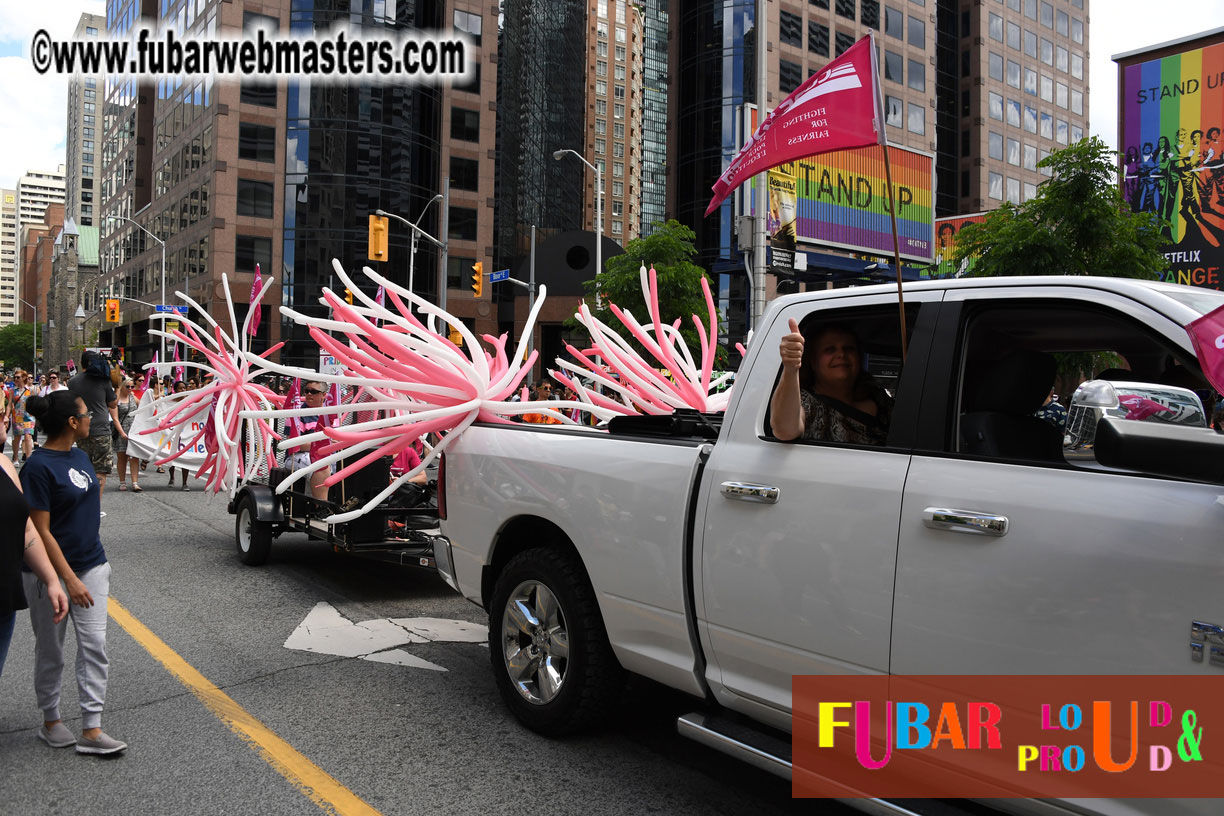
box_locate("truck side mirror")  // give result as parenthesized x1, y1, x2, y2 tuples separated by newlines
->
(1065, 379, 1210, 470)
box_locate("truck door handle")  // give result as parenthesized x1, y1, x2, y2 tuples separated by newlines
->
(721, 482, 780, 504)
(922, 507, 1009, 537)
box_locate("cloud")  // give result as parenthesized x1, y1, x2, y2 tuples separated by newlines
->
(0, 1, 105, 190)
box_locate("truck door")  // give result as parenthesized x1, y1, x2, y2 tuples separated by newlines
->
(893, 285, 1224, 677)
(697, 290, 943, 730)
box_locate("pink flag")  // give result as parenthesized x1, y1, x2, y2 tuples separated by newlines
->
(284, 377, 303, 437)
(141, 351, 158, 393)
(1117, 394, 1174, 422)
(1187, 304, 1224, 396)
(173, 343, 185, 384)
(375, 285, 385, 308)
(247, 263, 263, 337)
(705, 33, 884, 216)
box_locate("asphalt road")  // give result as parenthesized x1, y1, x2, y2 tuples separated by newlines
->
(0, 475, 843, 816)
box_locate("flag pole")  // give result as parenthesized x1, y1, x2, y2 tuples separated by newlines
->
(870, 31, 908, 361)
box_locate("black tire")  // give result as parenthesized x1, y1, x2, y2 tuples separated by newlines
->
(235, 495, 273, 566)
(489, 547, 624, 736)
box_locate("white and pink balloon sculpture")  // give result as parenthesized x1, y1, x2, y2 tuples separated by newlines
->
(140, 272, 286, 496)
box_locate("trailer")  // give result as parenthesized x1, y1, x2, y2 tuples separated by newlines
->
(227, 455, 441, 570)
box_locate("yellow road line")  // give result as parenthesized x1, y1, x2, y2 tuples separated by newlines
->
(108, 598, 382, 816)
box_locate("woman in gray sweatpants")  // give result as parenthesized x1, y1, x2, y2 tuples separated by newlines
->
(20, 391, 126, 755)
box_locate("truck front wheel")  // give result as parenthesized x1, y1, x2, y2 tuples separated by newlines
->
(490, 547, 623, 735)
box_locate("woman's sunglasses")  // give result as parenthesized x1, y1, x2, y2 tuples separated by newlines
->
(303, 388, 326, 395)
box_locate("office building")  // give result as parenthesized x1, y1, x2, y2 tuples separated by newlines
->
(66, 13, 105, 229)
(670, 0, 1089, 347)
(16, 167, 66, 323)
(584, 0, 645, 243)
(638, 0, 668, 237)
(98, 0, 499, 371)
(1, 189, 17, 325)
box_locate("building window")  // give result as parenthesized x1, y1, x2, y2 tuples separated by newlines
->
(613, 181, 624, 197)
(989, 52, 1003, 81)
(988, 91, 1003, 121)
(238, 123, 276, 162)
(614, 85, 624, 100)
(451, 107, 480, 141)
(446, 256, 475, 290)
(1024, 105, 1037, 133)
(835, 0, 856, 20)
(1071, 17, 1083, 44)
(613, 142, 624, 158)
(811, 0, 829, 8)
(596, 119, 606, 135)
(1070, 124, 1083, 142)
(780, 60, 803, 94)
(989, 131, 1003, 160)
(1007, 137, 1020, 166)
(989, 172, 1003, 200)
(1024, 29, 1037, 58)
(450, 157, 479, 191)
(612, 200, 623, 216)
(237, 179, 273, 218)
(1040, 112, 1052, 139)
(1006, 177, 1021, 204)
(598, 41, 607, 57)
(907, 59, 924, 91)
(884, 95, 904, 127)
(780, 11, 803, 47)
(1040, 74, 1052, 102)
(596, 80, 607, 96)
(1040, 38, 1052, 65)
(613, 123, 624, 139)
(1071, 53, 1083, 80)
(1056, 46, 1068, 74)
(809, 21, 830, 55)
(614, 103, 624, 119)
(615, 45, 625, 61)
(597, 60, 607, 77)
(988, 13, 1002, 41)
(611, 220, 622, 235)
(615, 64, 625, 81)
(1025, 0, 1037, 19)
(1056, 81, 1068, 109)
(1023, 143, 1037, 171)
(861, 0, 880, 29)
(595, 138, 606, 155)
(1040, 1, 1053, 28)
(1056, 118, 1069, 145)
(907, 102, 924, 135)
(884, 51, 903, 84)
(835, 31, 855, 56)
(613, 161, 624, 177)
(1070, 89, 1083, 116)
(884, 5, 903, 39)
(453, 10, 482, 45)
(1007, 21, 1020, 51)
(236, 235, 272, 275)
(1006, 98, 1021, 127)
(908, 15, 924, 46)
(448, 207, 478, 241)
(1056, 10, 1068, 36)
(1024, 68, 1037, 96)
(596, 99, 607, 115)
(1006, 60, 1020, 89)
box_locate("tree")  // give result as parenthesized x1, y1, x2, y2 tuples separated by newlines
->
(0, 322, 38, 371)
(953, 137, 1168, 280)
(567, 219, 727, 363)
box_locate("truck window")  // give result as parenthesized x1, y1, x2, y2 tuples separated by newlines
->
(765, 303, 922, 449)
(952, 299, 1212, 466)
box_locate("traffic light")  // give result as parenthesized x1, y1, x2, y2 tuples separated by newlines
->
(105, 299, 120, 322)
(345, 288, 354, 305)
(367, 214, 389, 261)
(471, 261, 484, 297)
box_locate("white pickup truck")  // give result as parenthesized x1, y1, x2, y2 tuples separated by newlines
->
(434, 277, 1224, 816)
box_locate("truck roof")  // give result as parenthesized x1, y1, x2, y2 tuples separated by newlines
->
(768, 276, 1221, 326)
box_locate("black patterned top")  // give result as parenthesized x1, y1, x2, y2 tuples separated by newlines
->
(798, 386, 894, 446)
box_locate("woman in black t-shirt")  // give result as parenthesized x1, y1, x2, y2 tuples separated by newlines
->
(0, 453, 67, 676)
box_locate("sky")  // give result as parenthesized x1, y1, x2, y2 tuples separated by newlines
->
(2, 1, 1224, 194)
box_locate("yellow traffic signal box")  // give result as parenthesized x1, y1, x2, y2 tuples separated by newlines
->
(368, 214, 389, 261)
(471, 261, 483, 297)
(105, 299, 120, 322)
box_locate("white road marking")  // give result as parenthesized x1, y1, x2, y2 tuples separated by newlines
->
(284, 601, 488, 671)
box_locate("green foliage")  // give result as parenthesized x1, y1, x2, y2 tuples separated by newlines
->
(567, 219, 727, 364)
(0, 323, 38, 371)
(953, 137, 1168, 280)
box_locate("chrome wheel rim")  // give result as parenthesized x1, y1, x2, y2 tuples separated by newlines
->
(501, 579, 569, 705)
(238, 506, 252, 553)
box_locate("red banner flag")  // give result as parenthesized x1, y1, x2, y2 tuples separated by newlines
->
(173, 343, 184, 384)
(141, 351, 158, 394)
(1187, 303, 1224, 396)
(247, 263, 263, 337)
(705, 33, 884, 216)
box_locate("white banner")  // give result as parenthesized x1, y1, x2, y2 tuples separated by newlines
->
(125, 390, 209, 471)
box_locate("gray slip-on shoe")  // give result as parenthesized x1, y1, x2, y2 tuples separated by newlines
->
(75, 732, 127, 755)
(38, 723, 76, 748)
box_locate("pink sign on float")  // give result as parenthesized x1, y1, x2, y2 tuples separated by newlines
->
(1186, 303, 1224, 396)
(705, 33, 884, 216)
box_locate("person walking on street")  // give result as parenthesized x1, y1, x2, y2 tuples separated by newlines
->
(67, 351, 127, 497)
(10, 372, 36, 464)
(21, 391, 127, 754)
(114, 379, 142, 493)
(0, 453, 68, 677)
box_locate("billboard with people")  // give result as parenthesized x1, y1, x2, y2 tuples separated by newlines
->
(922, 213, 989, 279)
(1118, 37, 1224, 289)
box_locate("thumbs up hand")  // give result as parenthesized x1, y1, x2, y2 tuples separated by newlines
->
(779, 318, 804, 372)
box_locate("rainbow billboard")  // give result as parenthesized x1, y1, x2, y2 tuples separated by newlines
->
(1118, 37, 1224, 289)
(920, 213, 989, 279)
(767, 144, 935, 263)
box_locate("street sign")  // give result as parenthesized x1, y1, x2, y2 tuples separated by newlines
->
(155, 305, 186, 314)
(490, 268, 510, 283)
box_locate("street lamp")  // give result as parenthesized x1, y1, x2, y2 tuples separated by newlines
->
(106, 214, 166, 375)
(553, 148, 602, 303)
(17, 297, 37, 378)
(377, 196, 445, 306)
